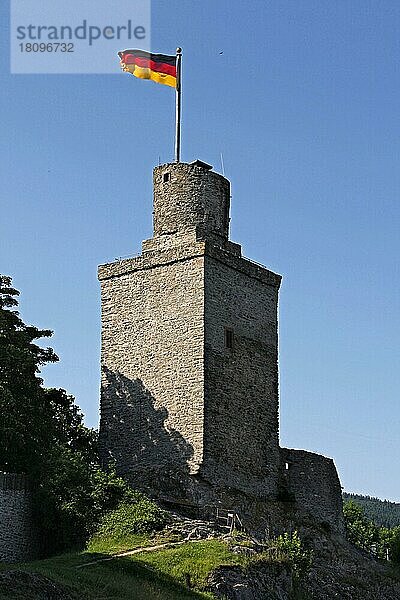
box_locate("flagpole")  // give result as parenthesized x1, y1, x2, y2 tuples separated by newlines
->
(175, 47, 182, 162)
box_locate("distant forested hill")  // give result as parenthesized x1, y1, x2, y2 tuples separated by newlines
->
(343, 492, 400, 528)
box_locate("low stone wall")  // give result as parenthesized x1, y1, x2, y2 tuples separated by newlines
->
(0, 473, 36, 563)
(280, 449, 344, 534)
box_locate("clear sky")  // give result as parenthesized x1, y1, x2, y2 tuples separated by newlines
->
(1, 1, 400, 501)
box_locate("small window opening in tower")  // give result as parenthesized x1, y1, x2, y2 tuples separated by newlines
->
(224, 327, 234, 349)
(285, 462, 290, 470)
(163, 172, 170, 183)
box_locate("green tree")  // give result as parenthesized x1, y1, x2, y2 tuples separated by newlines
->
(344, 500, 380, 553)
(388, 526, 400, 564)
(35, 441, 134, 553)
(343, 492, 400, 529)
(0, 275, 58, 473)
(0, 275, 133, 554)
(343, 499, 397, 561)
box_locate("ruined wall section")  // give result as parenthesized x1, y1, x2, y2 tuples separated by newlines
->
(0, 474, 36, 563)
(281, 448, 345, 533)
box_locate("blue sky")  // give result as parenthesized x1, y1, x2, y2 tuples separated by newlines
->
(1, 1, 400, 501)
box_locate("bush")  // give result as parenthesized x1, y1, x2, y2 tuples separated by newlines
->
(252, 531, 313, 578)
(95, 498, 170, 539)
(35, 451, 137, 554)
(276, 531, 313, 577)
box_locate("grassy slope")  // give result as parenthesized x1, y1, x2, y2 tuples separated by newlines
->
(0, 535, 244, 600)
(3, 526, 400, 600)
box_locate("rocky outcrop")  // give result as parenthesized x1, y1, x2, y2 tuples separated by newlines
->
(301, 534, 400, 600)
(208, 562, 293, 600)
(208, 531, 400, 600)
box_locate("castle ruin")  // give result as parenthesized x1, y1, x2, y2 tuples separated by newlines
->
(98, 160, 343, 532)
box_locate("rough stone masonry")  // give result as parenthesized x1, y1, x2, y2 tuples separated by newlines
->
(0, 473, 36, 562)
(98, 160, 344, 532)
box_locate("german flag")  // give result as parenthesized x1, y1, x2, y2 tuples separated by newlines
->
(118, 50, 177, 88)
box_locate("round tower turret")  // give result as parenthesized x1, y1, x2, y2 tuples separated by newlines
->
(153, 160, 230, 241)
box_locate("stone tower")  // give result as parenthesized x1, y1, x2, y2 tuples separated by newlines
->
(98, 160, 282, 502)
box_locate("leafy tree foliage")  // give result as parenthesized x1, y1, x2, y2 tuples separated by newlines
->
(343, 499, 400, 564)
(35, 441, 135, 553)
(273, 531, 313, 578)
(343, 500, 382, 554)
(389, 527, 400, 564)
(0, 275, 58, 473)
(94, 496, 170, 540)
(343, 492, 400, 529)
(0, 275, 134, 554)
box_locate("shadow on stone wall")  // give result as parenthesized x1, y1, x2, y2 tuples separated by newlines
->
(100, 367, 194, 500)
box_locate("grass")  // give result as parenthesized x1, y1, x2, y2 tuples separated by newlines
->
(1, 551, 212, 599)
(34, 552, 215, 599)
(87, 532, 163, 554)
(0, 535, 245, 600)
(135, 540, 243, 590)
(0, 521, 305, 599)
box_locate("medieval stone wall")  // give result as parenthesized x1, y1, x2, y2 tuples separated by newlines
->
(99, 163, 238, 503)
(203, 255, 281, 497)
(0, 473, 36, 563)
(99, 246, 205, 500)
(280, 448, 344, 533)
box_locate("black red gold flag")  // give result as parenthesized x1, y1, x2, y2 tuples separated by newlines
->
(118, 49, 177, 88)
